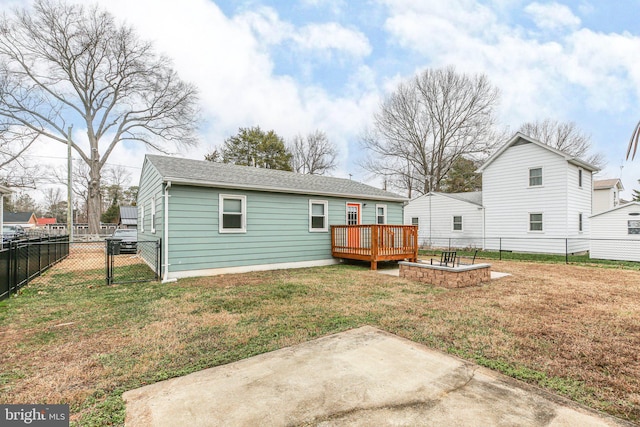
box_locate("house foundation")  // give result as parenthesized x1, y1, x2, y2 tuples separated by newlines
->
(399, 261, 491, 288)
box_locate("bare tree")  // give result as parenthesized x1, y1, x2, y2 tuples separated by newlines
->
(290, 130, 338, 175)
(41, 187, 66, 221)
(361, 66, 500, 196)
(0, 0, 199, 233)
(519, 119, 605, 168)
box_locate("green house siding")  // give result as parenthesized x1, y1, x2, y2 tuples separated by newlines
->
(165, 185, 403, 273)
(137, 160, 164, 270)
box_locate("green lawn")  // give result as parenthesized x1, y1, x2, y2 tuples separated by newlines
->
(1, 261, 639, 425)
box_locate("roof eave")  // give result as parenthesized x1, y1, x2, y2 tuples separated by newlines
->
(567, 158, 599, 172)
(163, 177, 409, 202)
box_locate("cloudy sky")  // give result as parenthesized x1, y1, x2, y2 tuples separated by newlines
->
(6, 0, 640, 199)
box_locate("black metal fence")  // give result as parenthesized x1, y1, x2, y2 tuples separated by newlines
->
(0, 235, 70, 301)
(419, 237, 640, 264)
(106, 239, 161, 285)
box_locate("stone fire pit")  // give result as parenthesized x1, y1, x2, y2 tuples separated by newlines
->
(399, 261, 491, 288)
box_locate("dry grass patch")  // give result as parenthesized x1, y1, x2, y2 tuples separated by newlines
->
(0, 261, 639, 425)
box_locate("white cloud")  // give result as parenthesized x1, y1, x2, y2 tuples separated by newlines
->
(235, 7, 371, 59)
(525, 2, 581, 31)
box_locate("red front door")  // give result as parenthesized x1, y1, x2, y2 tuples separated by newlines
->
(347, 203, 361, 247)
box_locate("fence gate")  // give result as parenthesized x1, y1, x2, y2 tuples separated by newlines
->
(105, 238, 161, 285)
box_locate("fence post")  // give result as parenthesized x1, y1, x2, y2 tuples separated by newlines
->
(565, 238, 568, 264)
(499, 238, 502, 260)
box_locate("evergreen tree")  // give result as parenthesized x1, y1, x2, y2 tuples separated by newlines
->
(209, 126, 292, 171)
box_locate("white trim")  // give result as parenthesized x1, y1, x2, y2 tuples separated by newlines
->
(346, 202, 362, 225)
(528, 212, 543, 232)
(375, 204, 387, 225)
(219, 194, 247, 233)
(309, 199, 328, 232)
(140, 205, 145, 233)
(150, 197, 156, 234)
(578, 168, 583, 188)
(452, 215, 463, 232)
(167, 259, 340, 279)
(578, 212, 583, 233)
(528, 167, 543, 187)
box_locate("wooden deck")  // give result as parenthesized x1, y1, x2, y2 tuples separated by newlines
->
(331, 225, 418, 270)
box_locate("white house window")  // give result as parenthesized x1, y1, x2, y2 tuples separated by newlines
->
(614, 191, 618, 207)
(578, 213, 583, 232)
(529, 213, 543, 231)
(628, 220, 640, 235)
(578, 169, 583, 187)
(376, 204, 387, 225)
(309, 200, 328, 232)
(411, 217, 419, 227)
(529, 168, 542, 187)
(452, 215, 463, 231)
(151, 197, 156, 234)
(219, 194, 246, 233)
(140, 205, 145, 233)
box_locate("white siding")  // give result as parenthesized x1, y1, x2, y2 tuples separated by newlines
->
(590, 203, 640, 262)
(566, 164, 592, 252)
(593, 188, 616, 214)
(404, 193, 484, 248)
(483, 141, 570, 254)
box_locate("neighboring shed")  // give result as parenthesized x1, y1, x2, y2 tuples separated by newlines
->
(138, 155, 408, 280)
(593, 178, 624, 214)
(4, 211, 37, 229)
(590, 202, 640, 262)
(404, 192, 484, 248)
(118, 206, 138, 229)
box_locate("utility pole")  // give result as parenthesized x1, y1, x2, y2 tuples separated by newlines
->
(67, 126, 73, 242)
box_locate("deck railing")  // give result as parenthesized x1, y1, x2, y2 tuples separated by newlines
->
(331, 225, 418, 270)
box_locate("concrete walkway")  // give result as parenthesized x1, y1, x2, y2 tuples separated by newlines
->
(123, 327, 629, 426)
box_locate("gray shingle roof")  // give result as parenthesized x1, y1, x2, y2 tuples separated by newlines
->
(3, 212, 35, 223)
(145, 155, 407, 202)
(119, 206, 138, 225)
(441, 191, 483, 206)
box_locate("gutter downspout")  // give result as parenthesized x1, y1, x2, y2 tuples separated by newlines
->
(162, 181, 177, 283)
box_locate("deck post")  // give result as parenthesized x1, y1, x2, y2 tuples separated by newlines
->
(412, 226, 418, 262)
(371, 225, 379, 270)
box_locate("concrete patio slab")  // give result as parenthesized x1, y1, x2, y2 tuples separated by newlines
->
(123, 326, 629, 427)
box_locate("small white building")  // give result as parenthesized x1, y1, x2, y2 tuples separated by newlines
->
(593, 178, 624, 214)
(590, 202, 640, 262)
(404, 192, 483, 248)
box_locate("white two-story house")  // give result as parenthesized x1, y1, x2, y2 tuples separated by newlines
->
(405, 133, 600, 254)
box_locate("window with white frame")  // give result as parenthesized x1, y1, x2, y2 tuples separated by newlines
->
(578, 213, 583, 232)
(578, 169, 583, 188)
(529, 168, 542, 187)
(411, 217, 419, 227)
(151, 197, 156, 233)
(376, 204, 387, 225)
(140, 205, 145, 233)
(309, 200, 328, 232)
(452, 215, 463, 231)
(219, 194, 246, 233)
(628, 220, 640, 235)
(529, 213, 543, 231)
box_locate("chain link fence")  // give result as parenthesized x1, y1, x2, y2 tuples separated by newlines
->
(418, 237, 640, 265)
(1, 235, 161, 300)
